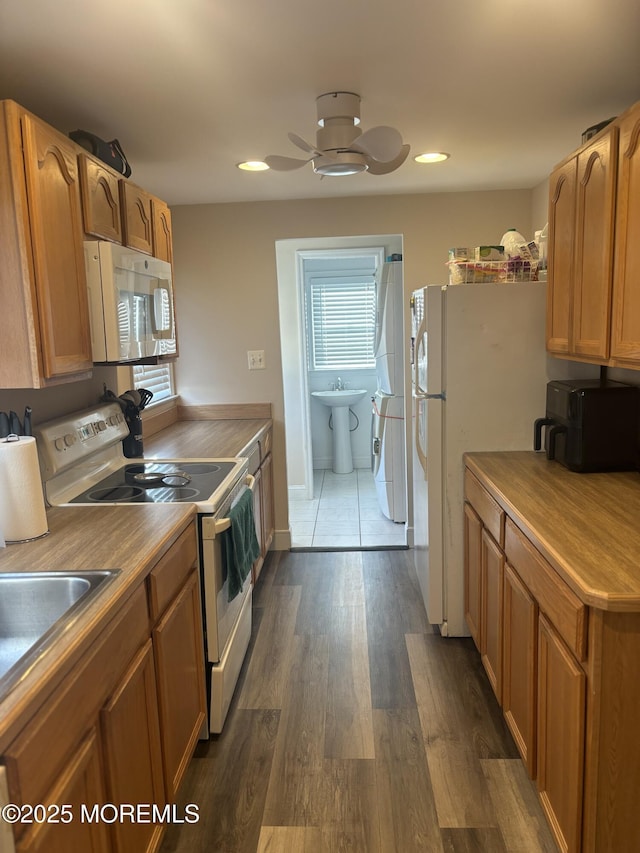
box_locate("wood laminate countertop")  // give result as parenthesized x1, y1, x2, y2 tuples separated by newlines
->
(0, 412, 269, 747)
(0, 503, 194, 750)
(143, 418, 271, 459)
(465, 451, 640, 612)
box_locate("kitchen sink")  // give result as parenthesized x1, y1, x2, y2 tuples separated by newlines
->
(0, 570, 121, 698)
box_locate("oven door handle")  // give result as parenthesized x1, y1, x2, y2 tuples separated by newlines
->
(213, 474, 256, 534)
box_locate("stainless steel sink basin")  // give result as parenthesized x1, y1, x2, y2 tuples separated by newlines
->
(0, 570, 121, 698)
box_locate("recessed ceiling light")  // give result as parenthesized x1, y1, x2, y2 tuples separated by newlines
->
(414, 152, 450, 164)
(237, 160, 270, 171)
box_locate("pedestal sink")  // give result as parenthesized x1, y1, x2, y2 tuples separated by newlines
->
(311, 389, 368, 473)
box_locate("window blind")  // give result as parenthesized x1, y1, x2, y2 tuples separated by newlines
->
(308, 278, 376, 370)
(132, 364, 174, 403)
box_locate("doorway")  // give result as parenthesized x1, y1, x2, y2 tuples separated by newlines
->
(275, 234, 407, 549)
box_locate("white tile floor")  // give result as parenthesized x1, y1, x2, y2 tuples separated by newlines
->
(289, 468, 407, 549)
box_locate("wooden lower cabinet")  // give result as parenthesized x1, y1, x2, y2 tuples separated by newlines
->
(502, 563, 538, 777)
(100, 641, 165, 853)
(481, 529, 504, 702)
(252, 464, 264, 580)
(463, 502, 482, 647)
(249, 429, 275, 585)
(463, 488, 504, 703)
(537, 615, 586, 853)
(261, 451, 274, 554)
(2, 520, 206, 853)
(16, 730, 110, 853)
(153, 570, 206, 801)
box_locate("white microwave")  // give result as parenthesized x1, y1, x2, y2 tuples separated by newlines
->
(84, 241, 177, 363)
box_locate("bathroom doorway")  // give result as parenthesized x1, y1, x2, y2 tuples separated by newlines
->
(275, 234, 408, 549)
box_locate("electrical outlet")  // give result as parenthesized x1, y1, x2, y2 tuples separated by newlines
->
(247, 350, 266, 370)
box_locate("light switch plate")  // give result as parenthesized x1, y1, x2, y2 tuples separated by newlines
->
(247, 350, 266, 370)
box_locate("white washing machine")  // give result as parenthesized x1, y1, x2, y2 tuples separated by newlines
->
(371, 391, 406, 523)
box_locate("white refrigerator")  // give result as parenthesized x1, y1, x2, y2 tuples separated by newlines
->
(411, 281, 548, 636)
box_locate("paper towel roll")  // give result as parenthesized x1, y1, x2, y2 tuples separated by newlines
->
(0, 436, 49, 543)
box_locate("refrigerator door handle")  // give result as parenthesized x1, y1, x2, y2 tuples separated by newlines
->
(414, 394, 428, 476)
(413, 312, 428, 393)
(415, 391, 446, 401)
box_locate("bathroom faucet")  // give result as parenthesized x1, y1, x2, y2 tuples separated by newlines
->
(336, 376, 344, 390)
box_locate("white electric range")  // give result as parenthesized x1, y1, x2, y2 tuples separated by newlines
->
(35, 403, 253, 734)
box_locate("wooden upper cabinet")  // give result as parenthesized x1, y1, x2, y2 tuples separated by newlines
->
(546, 127, 617, 361)
(0, 101, 93, 388)
(610, 101, 640, 365)
(546, 99, 640, 369)
(120, 180, 154, 254)
(547, 157, 577, 356)
(22, 115, 94, 379)
(151, 197, 173, 263)
(571, 128, 618, 360)
(78, 153, 122, 242)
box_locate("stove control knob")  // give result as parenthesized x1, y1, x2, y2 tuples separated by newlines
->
(64, 433, 77, 448)
(96, 420, 107, 432)
(107, 414, 119, 426)
(54, 436, 65, 451)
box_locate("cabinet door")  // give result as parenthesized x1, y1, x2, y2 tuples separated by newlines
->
(16, 730, 109, 853)
(120, 181, 153, 254)
(611, 102, 640, 364)
(151, 197, 173, 263)
(463, 502, 482, 648)
(481, 529, 504, 704)
(100, 640, 165, 853)
(547, 157, 577, 355)
(261, 451, 274, 555)
(502, 563, 537, 778)
(21, 113, 93, 378)
(153, 570, 207, 800)
(571, 127, 618, 360)
(78, 154, 122, 242)
(252, 465, 264, 584)
(537, 614, 586, 853)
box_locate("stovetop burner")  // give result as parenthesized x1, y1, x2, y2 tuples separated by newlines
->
(70, 460, 239, 505)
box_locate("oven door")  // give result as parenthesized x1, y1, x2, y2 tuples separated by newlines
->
(199, 475, 256, 663)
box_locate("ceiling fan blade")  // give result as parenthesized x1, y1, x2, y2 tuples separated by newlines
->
(288, 132, 322, 156)
(264, 154, 311, 171)
(288, 132, 337, 160)
(366, 144, 410, 175)
(352, 126, 403, 162)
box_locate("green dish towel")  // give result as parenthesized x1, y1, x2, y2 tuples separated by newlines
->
(221, 487, 260, 602)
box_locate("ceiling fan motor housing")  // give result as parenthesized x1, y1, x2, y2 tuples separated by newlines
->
(317, 118, 361, 152)
(316, 92, 361, 127)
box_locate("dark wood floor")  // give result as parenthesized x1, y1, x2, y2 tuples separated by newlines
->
(160, 549, 557, 852)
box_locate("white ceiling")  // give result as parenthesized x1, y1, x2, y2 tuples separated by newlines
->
(1, 0, 638, 206)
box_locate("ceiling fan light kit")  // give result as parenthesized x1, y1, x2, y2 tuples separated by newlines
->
(265, 91, 410, 178)
(313, 152, 368, 176)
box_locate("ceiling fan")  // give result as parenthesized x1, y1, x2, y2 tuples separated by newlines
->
(265, 92, 410, 177)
